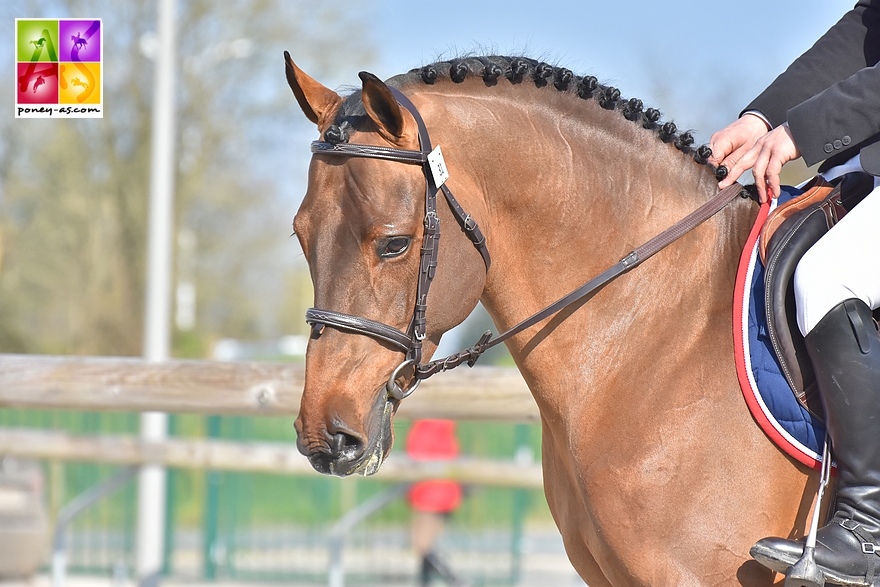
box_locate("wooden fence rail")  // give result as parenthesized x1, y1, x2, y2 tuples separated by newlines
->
(0, 353, 539, 422)
(0, 427, 544, 489)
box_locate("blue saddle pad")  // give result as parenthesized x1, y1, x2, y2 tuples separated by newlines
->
(734, 186, 827, 469)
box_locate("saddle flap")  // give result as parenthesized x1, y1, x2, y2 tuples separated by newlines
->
(762, 171, 875, 420)
(764, 206, 827, 419)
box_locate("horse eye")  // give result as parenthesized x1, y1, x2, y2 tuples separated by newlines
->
(378, 237, 411, 258)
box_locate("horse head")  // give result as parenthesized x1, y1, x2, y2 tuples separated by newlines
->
(285, 54, 487, 477)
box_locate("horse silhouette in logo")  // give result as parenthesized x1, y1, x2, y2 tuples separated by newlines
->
(71, 77, 88, 90)
(71, 33, 87, 51)
(33, 75, 44, 93)
(29, 38, 46, 49)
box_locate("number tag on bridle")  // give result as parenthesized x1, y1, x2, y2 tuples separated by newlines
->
(427, 145, 449, 188)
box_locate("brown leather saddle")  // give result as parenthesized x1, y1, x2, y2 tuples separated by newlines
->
(760, 171, 876, 419)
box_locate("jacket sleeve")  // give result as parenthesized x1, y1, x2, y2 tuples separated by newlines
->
(787, 63, 880, 166)
(744, 0, 880, 129)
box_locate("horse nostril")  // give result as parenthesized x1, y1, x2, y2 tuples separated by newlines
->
(329, 431, 363, 458)
(331, 433, 344, 454)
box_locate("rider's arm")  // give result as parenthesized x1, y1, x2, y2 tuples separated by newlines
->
(786, 63, 880, 168)
(745, 0, 880, 129)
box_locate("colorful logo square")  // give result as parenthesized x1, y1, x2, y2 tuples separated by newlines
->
(59, 62, 100, 104)
(17, 62, 58, 104)
(16, 19, 58, 62)
(15, 18, 103, 118)
(59, 20, 101, 62)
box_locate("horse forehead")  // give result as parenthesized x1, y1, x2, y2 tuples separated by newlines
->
(300, 155, 421, 222)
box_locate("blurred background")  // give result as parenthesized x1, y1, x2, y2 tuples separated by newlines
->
(0, 0, 855, 586)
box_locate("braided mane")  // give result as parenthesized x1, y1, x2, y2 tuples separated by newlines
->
(325, 55, 723, 178)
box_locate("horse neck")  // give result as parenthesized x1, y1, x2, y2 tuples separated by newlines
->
(412, 80, 756, 412)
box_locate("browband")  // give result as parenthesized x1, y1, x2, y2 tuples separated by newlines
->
(310, 141, 428, 165)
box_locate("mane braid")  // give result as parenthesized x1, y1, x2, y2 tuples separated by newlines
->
(327, 55, 722, 177)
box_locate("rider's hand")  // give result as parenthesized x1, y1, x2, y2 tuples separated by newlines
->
(748, 123, 801, 204)
(724, 124, 801, 204)
(708, 113, 770, 186)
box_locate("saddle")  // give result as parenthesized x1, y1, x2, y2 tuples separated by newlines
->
(760, 171, 875, 419)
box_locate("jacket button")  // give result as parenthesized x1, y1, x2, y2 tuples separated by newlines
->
(834, 139, 843, 150)
(824, 143, 834, 153)
(842, 135, 852, 146)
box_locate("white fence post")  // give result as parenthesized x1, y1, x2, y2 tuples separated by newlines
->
(138, 0, 177, 584)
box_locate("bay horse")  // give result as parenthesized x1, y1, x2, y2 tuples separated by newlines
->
(285, 54, 817, 586)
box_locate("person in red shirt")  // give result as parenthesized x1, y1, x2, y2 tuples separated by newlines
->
(406, 419, 466, 586)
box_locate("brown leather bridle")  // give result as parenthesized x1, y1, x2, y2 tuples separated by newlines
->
(305, 86, 746, 401)
(306, 87, 491, 400)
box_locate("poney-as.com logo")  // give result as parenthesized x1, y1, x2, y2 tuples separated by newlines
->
(15, 19, 103, 118)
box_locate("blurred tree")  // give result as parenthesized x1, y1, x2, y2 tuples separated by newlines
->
(0, 0, 375, 356)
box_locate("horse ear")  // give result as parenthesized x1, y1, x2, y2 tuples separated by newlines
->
(358, 71, 418, 144)
(284, 51, 342, 130)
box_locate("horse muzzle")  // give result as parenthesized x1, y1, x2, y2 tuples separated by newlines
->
(297, 430, 365, 477)
(295, 396, 395, 477)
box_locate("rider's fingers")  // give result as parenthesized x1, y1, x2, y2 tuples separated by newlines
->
(707, 135, 732, 166)
(764, 153, 785, 203)
(709, 115, 769, 167)
(751, 143, 774, 204)
(718, 145, 758, 189)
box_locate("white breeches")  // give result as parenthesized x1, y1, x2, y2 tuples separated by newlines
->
(793, 154, 880, 336)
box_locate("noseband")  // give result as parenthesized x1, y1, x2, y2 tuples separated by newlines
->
(305, 87, 491, 400)
(305, 86, 747, 401)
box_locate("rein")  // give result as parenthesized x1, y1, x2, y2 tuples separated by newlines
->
(418, 180, 746, 377)
(305, 87, 746, 400)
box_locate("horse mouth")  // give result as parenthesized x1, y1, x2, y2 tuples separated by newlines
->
(304, 396, 395, 478)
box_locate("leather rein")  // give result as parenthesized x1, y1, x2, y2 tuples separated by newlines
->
(305, 86, 746, 401)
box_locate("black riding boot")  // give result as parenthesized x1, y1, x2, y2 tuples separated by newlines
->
(422, 551, 469, 586)
(751, 299, 880, 586)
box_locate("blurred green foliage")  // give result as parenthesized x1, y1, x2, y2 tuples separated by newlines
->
(0, 0, 375, 357)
